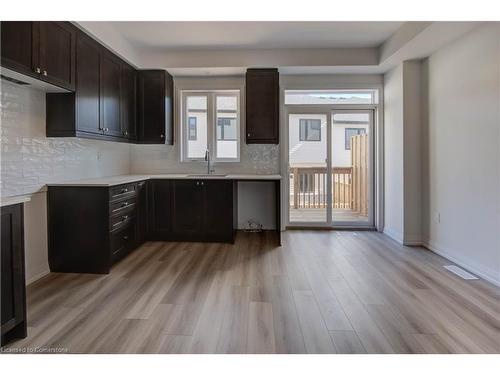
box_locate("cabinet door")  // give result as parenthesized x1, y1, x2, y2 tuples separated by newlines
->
(136, 181, 148, 243)
(75, 32, 101, 135)
(148, 180, 171, 237)
(1, 204, 26, 343)
(245, 68, 279, 144)
(203, 180, 234, 241)
(37, 21, 76, 90)
(121, 63, 137, 140)
(137, 70, 166, 143)
(100, 49, 122, 138)
(171, 180, 203, 238)
(0, 21, 36, 77)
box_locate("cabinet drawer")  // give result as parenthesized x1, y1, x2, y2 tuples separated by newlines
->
(109, 183, 136, 201)
(110, 211, 135, 232)
(109, 197, 136, 217)
(110, 222, 135, 263)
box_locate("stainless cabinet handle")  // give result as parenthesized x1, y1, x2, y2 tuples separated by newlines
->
(122, 215, 128, 221)
(35, 67, 41, 74)
(123, 235, 129, 240)
(43, 70, 47, 76)
(200, 181, 204, 186)
(247, 133, 251, 137)
(120, 189, 128, 194)
(121, 202, 129, 208)
(160, 134, 164, 139)
(123, 131, 128, 136)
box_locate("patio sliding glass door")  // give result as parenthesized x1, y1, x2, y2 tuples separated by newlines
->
(287, 108, 374, 227)
(330, 110, 373, 225)
(288, 110, 331, 224)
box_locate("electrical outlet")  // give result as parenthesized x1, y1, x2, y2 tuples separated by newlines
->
(434, 211, 441, 224)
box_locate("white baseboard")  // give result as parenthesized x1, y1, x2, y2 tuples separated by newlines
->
(27, 268, 50, 285)
(383, 227, 404, 244)
(423, 239, 500, 287)
(402, 234, 424, 246)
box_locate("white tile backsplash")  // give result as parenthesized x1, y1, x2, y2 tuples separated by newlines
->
(0, 80, 131, 197)
(130, 141, 280, 175)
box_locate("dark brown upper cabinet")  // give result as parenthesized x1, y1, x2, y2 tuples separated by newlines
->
(120, 63, 137, 140)
(245, 68, 279, 144)
(0, 21, 35, 77)
(3, 21, 174, 145)
(75, 31, 101, 135)
(100, 49, 122, 138)
(0, 21, 76, 91)
(137, 70, 173, 144)
(46, 30, 101, 138)
(36, 22, 76, 90)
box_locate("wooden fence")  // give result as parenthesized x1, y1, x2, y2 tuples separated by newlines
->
(290, 133, 368, 215)
(350, 133, 368, 216)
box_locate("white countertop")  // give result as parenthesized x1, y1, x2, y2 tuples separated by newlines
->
(0, 194, 32, 207)
(46, 174, 282, 187)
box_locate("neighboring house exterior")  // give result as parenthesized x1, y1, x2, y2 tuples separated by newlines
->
(185, 95, 238, 160)
(289, 113, 369, 168)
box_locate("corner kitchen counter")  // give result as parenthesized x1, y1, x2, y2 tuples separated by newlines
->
(46, 174, 282, 187)
(0, 194, 32, 207)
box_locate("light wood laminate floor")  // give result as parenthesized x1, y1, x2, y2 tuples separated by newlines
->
(6, 231, 500, 353)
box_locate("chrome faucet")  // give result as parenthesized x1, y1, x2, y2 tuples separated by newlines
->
(204, 149, 214, 174)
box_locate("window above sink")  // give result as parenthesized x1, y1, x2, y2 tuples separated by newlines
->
(181, 90, 241, 163)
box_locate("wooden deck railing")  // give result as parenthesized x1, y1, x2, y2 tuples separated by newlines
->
(290, 167, 352, 209)
(290, 133, 368, 215)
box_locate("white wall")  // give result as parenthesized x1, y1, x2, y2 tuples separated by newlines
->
(0, 81, 131, 283)
(421, 23, 500, 285)
(383, 61, 423, 245)
(402, 61, 423, 244)
(383, 65, 405, 242)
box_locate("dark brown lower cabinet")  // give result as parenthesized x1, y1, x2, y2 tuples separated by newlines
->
(136, 180, 148, 243)
(1, 203, 27, 347)
(171, 180, 204, 238)
(147, 179, 171, 240)
(169, 179, 236, 243)
(48, 182, 143, 274)
(147, 179, 236, 243)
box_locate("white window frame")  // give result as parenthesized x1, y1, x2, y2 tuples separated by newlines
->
(181, 90, 241, 163)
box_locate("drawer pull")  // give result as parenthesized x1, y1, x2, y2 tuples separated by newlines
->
(120, 189, 128, 194)
(112, 202, 132, 213)
(112, 215, 129, 228)
(123, 236, 129, 240)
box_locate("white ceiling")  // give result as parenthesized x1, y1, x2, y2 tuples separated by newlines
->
(105, 21, 404, 50)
